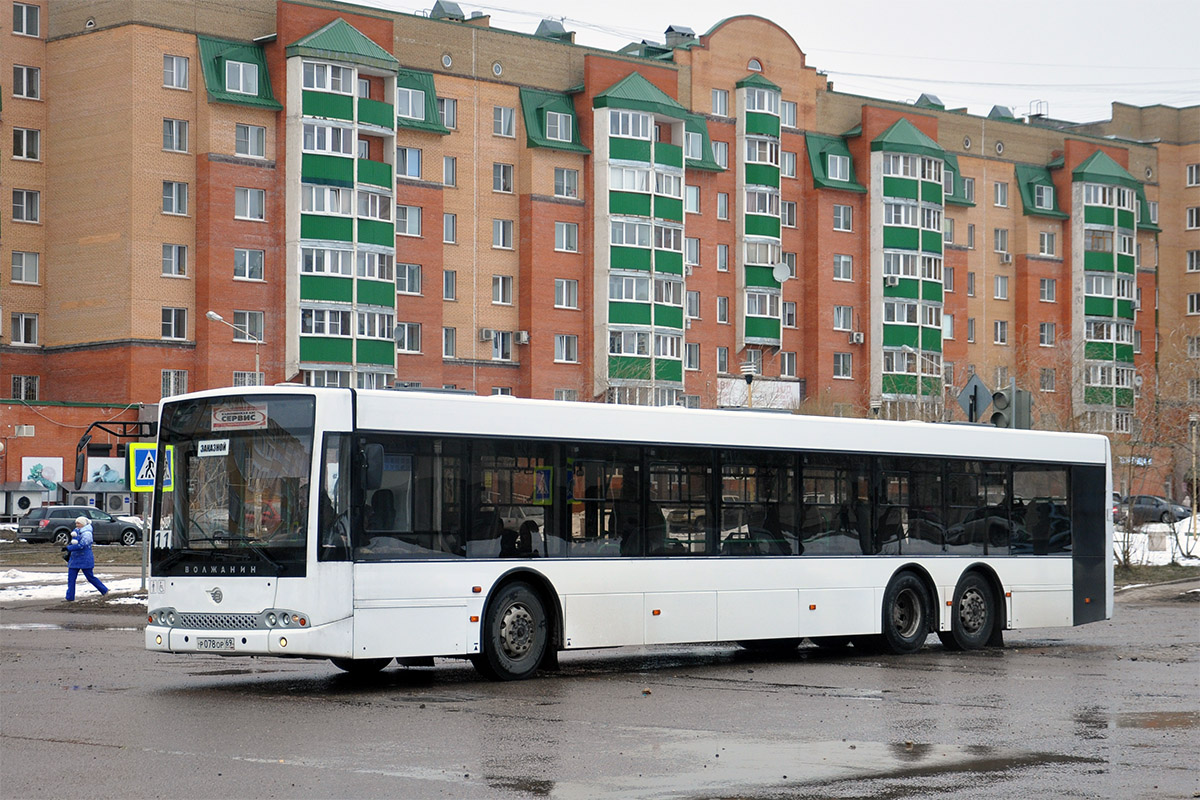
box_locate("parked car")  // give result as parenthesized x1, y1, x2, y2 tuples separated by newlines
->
(1112, 492, 1123, 523)
(1122, 495, 1190, 526)
(17, 505, 143, 546)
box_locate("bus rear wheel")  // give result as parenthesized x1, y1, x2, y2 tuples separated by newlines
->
(474, 581, 547, 681)
(330, 657, 391, 676)
(940, 572, 996, 651)
(880, 572, 931, 655)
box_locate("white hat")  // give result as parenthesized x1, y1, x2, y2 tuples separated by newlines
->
(75, 516, 88, 526)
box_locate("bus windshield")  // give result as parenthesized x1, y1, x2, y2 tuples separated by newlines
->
(152, 394, 316, 576)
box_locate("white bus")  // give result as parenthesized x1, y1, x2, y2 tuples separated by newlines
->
(145, 387, 1112, 680)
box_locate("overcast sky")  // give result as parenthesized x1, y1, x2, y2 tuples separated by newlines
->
(363, 0, 1199, 124)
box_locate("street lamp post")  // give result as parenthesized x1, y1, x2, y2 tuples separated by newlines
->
(206, 310, 261, 384)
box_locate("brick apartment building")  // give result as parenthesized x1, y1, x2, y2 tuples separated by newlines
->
(1, 0, 1197, 514)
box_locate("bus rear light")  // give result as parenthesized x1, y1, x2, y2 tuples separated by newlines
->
(652, 609, 661, 616)
(472, 586, 482, 593)
(298, 617, 307, 627)
(470, 616, 479, 623)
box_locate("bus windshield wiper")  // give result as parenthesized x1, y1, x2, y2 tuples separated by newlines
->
(212, 534, 286, 572)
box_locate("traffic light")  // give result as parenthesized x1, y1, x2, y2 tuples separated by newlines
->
(991, 384, 1033, 429)
(1013, 388, 1033, 429)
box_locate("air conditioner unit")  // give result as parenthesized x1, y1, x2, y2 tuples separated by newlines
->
(106, 493, 132, 514)
(70, 493, 95, 507)
(885, 275, 900, 287)
(685, 264, 694, 276)
(684, 319, 692, 329)
(1132, 300, 1140, 311)
(1000, 252, 1012, 264)
(11, 491, 43, 517)
(515, 330, 530, 345)
(851, 331, 865, 344)
(478, 328, 496, 342)
(14, 424, 35, 437)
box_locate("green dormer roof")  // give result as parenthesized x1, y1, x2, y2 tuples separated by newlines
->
(684, 113, 723, 172)
(286, 18, 399, 72)
(395, 68, 449, 135)
(805, 132, 866, 193)
(1015, 164, 1069, 219)
(942, 152, 974, 207)
(870, 118, 944, 160)
(592, 72, 687, 120)
(519, 88, 589, 154)
(1072, 150, 1142, 192)
(197, 36, 281, 110)
(735, 72, 781, 92)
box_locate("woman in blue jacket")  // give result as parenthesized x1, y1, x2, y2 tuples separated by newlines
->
(65, 516, 109, 601)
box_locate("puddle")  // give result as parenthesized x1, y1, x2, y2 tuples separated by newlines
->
(0, 622, 140, 632)
(1115, 711, 1199, 729)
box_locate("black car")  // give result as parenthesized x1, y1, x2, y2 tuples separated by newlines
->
(17, 506, 143, 546)
(1123, 495, 1191, 526)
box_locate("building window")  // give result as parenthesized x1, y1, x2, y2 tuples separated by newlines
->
(1040, 322, 1056, 347)
(555, 278, 578, 309)
(301, 247, 352, 275)
(610, 275, 649, 302)
(12, 251, 39, 284)
(555, 222, 578, 252)
(13, 64, 40, 99)
(302, 62, 353, 93)
(717, 347, 729, 374)
(443, 155, 457, 186)
(829, 154, 850, 181)
(13, 2, 40, 36)
(555, 334, 578, 363)
(684, 131, 702, 160)
(1040, 232, 1056, 256)
(781, 201, 797, 228)
(685, 237, 700, 266)
(357, 78, 370, 99)
(442, 270, 456, 300)
(232, 311, 264, 343)
(161, 55, 189, 90)
(684, 342, 700, 371)
(233, 248, 264, 281)
(555, 168, 578, 198)
(235, 187, 264, 220)
(493, 162, 513, 193)
(493, 219, 514, 249)
(161, 308, 187, 340)
(1188, 293, 1200, 315)
(967, 318, 975, 343)
(962, 177, 975, 203)
(11, 313, 38, 345)
(438, 97, 457, 129)
(994, 275, 1009, 300)
(493, 275, 513, 305)
(397, 87, 425, 120)
(717, 296, 729, 324)
(684, 290, 701, 319)
(13, 188, 39, 222)
(943, 314, 955, 339)
(833, 204, 852, 231)
(1039, 369, 1056, 392)
(967, 223, 975, 249)
(162, 244, 187, 276)
(356, 251, 395, 282)
(994, 320, 1008, 345)
(994, 181, 1008, 207)
(781, 151, 796, 178)
(396, 147, 421, 179)
(12, 127, 40, 161)
(161, 370, 188, 398)
(684, 185, 700, 214)
(1034, 185, 1054, 209)
(944, 217, 955, 244)
(12, 374, 39, 400)
(967, 272, 976, 297)
(395, 323, 421, 353)
(1187, 164, 1200, 187)
(780, 351, 797, 378)
(717, 192, 729, 220)
(717, 244, 729, 272)
(303, 184, 352, 215)
(546, 111, 572, 142)
(781, 100, 797, 128)
(235, 123, 265, 157)
(1187, 207, 1200, 230)
(833, 352, 852, 379)
(492, 331, 513, 361)
(712, 88, 728, 117)
(443, 327, 456, 358)
(833, 254, 853, 281)
(993, 228, 1009, 253)
(783, 301, 797, 328)
(554, 389, 577, 402)
(712, 141, 728, 169)
(225, 61, 259, 95)
(162, 182, 187, 215)
(493, 106, 515, 137)
(833, 305, 853, 331)
(395, 262, 421, 295)
(393, 205, 420, 236)
(1040, 278, 1056, 302)
(443, 213, 457, 244)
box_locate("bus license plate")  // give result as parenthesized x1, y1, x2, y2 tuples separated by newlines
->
(197, 637, 235, 652)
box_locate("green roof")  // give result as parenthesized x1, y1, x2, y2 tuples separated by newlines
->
(684, 113, 723, 172)
(519, 88, 589, 154)
(870, 118, 944, 159)
(942, 152, 974, 207)
(735, 72, 781, 92)
(1014, 164, 1069, 219)
(592, 72, 687, 120)
(395, 68, 449, 135)
(197, 36, 281, 110)
(1135, 185, 1161, 232)
(286, 18, 398, 73)
(805, 133, 866, 193)
(1072, 150, 1142, 192)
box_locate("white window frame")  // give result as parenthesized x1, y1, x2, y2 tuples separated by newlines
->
(397, 88, 426, 121)
(395, 322, 422, 353)
(994, 319, 1008, 345)
(161, 307, 187, 340)
(14, 3, 40, 37)
(493, 219, 514, 249)
(395, 262, 421, 295)
(438, 97, 457, 129)
(235, 123, 265, 157)
(555, 221, 578, 253)
(397, 205, 422, 237)
(12, 251, 39, 284)
(828, 154, 850, 181)
(493, 162, 514, 193)
(234, 187, 265, 221)
(833, 305, 853, 331)
(12, 127, 40, 161)
(994, 181, 1008, 207)
(1035, 184, 1054, 209)
(161, 370, 188, 398)
(833, 352, 852, 379)
(163, 55, 188, 89)
(162, 244, 187, 277)
(554, 168, 579, 199)
(555, 278, 579, 309)
(14, 65, 40, 99)
(493, 106, 515, 137)
(712, 88, 729, 117)
(1039, 322, 1056, 347)
(443, 327, 456, 358)
(11, 312, 38, 345)
(492, 275, 514, 305)
(397, 146, 422, 179)
(162, 181, 188, 216)
(546, 111, 572, 142)
(554, 334, 579, 363)
(833, 204, 852, 232)
(1039, 231, 1056, 256)
(833, 254, 853, 281)
(225, 60, 259, 95)
(13, 189, 40, 222)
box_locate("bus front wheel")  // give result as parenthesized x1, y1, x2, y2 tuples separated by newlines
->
(474, 581, 547, 681)
(880, 572, 931, 655)
(939, 572, 996, 651)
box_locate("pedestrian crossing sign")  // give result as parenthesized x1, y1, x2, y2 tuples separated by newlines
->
(129, 444, 173, 493)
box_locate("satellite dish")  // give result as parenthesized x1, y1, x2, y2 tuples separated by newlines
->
(772, 263, 790, 283)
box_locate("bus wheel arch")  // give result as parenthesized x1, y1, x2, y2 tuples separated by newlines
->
(939, 566, 1005, 651)
(473, 572, 558, 681)
(880, 567, 935, 655)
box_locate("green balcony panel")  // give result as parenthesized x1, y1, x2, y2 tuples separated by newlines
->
(358, 97, 394, 129)
(883, 177, 919, 199)
(920, 376, 943, 396)
(300, 336, 353, 363)
(302, 90, 354, 121)
(920, 327, 942, 351)
(882, 374, 919, 396)
(1084, 206, 1115, 225)
(744, 213, 781, 238)
(1084, 386, 1112, 405)
(302, 153, 355, 187)
(655, 359, 683, 383)
(1117, 209, 1135, 229)
(883, 325, 920, 349)
(654, 143, 683, 168)
(611, 246, 652, 270)
(610, 137, 652, 162)
(358, 218, 394, 247)
(1084, 296, 1114, 317)
(356, 279, 394, 307)
(357, 339, 396, 366)
(654, 250, 683, 274)
(884, 226, 920, 250)
(609, 302, 652, 325)
(1115, 344, 1134, 363)
(921, 230, 943, 254)
(744, 163, 780, 187)
(921, 181, 943, 204)
(921, 281, 943, 303)
(654, 304, 684, 328)
(1114, 388, 1134, 407)
(745, 112, 780, 137)
(884, 277, 920, 299)
(1116, 299, 1135, 319)
(745, 265, 778, 288)
(300, 274, 353, 302)
(744, 316, 780, 341)
(357, 158, 392, 188)
(301, 214, 354, 242)
(610, 191, 652, 217)
(609, 355, 652, 381)
(654, 196, 683, 222)
(1117, 255, 1135, 273)
(1085, 341, 1114, 360)
(1083, 251, 1115, 272)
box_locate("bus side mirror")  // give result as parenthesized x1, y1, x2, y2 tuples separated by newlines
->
(361, 443, 384, 491)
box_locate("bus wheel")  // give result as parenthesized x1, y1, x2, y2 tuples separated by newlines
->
(738, 638, 802, 653)
(330, 657, 391, 676)
(880, 572, 931, 655)
(474, 581, 547, 681)
(946, 572, 996, 651)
